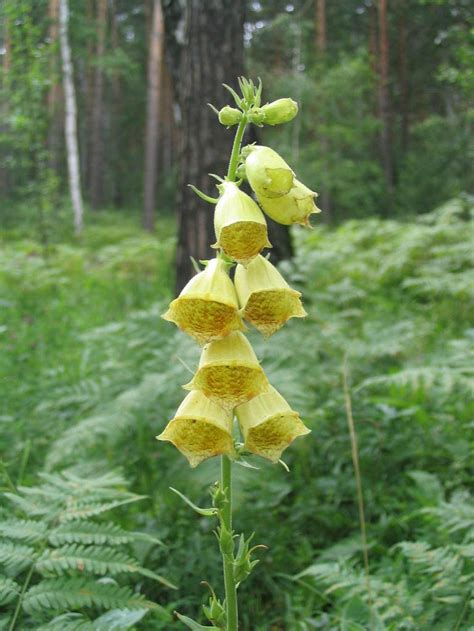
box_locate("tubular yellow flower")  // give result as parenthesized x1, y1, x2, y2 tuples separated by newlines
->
(236, 385, 310, 463)
(213, 181, 271, 266)
(234, 254, 307, 337)
(162, 258, 245, 345)
(244, 146, 294, 199)
(183, 332, 269, 412)
(157, 391, 234, 468)
(258, 179, 321, 227)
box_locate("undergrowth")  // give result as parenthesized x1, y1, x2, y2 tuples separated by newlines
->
(1, 197, 473, 629)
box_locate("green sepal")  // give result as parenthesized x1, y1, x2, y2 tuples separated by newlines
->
(218, 523, 234, 557)
(188, 184, 218, 204)
(202, 582, 226, 628)
(233, 533, 266, 585)
(175, 612, 216, 630)
(211, 482, 228, 511)
(222, 83, 242, 108)
(170, 488, 218, 517)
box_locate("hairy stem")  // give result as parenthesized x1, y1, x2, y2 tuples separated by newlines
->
(221, 455, 238, 630)
(226, 115, 247, 182)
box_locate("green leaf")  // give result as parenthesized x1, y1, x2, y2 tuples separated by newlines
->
(23, 578, 157, 615)
(170, 487, 218, 517)
(0, 540, 36, 573)
(0, 519, 48, 543)
(175, 612, 215, 630)
(48, 521, 162, 547)
(93, 609, 148, 630)
(0, 576, 20, 606)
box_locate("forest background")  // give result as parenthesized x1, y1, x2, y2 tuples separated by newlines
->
(0, 0, 473, 629)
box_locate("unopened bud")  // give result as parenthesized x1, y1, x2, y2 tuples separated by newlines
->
(218, 105, 242, 127)
(261, 98, 298, 125)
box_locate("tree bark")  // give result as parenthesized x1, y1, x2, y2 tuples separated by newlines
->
(377, 0, 395, 201)
(398, 0, 409, 154)
(315, 0, 326, 55)
(47, 0, 63, 172)
(89, 0, 107, 209)
(143, 0, 164, 231)
(59, 0, 84, 235)
(164, 0, 245, 293)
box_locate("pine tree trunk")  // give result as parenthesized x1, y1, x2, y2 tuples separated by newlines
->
(89, 0, 107, 209)
(315, 0, 331, 220)
(398, 0, 409, 154)
(377, 0, 394, 202)
(59, 0, 84, 235)
(316, 0, 326, 54)
(143, 0, 164, 232)
(47, 0, 63, 173)
(164, 0, 245, 293)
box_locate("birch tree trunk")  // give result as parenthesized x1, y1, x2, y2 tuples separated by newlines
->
(59, 0, 84, 236)
(143, 0, 164, 232)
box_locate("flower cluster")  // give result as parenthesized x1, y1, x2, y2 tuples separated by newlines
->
(158, 80, 318, 468)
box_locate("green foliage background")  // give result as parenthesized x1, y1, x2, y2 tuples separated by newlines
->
(1, 198, 473, 629)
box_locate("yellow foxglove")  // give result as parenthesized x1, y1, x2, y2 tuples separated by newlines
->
(234, 254, 307, 337)
(157, 390, 234, 468)
(236, 385, 310, 462)
(213, 181, 271, 266)
(258, 179, 321, 227)
(183, 332, 269, 411)
(261, 98, 298, 126)
(245, 146, 294, 199)
(162, 258, 245, 345)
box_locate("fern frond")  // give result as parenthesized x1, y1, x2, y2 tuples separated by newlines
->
(0, 576, 20, 606)
(35, 544, 175, 588)
(36, 544, 144, 577)
(0, 540, 36, 573)
(58, 496, 146, 523)
(23, 577, 157, 615)
(48, 521, 161, 547)
(36, 614, 94, 631)
(0, 519, 47, 543)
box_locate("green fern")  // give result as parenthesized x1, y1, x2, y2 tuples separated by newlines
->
(48, 521, 161, 547)
(0, 469, 173, 628)
(22, 577, 156, 614)
(0, 577, 20, 606)
(0, 540, 36, 573)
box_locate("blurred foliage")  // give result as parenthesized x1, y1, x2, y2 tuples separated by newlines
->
(1, 200, 473, 628)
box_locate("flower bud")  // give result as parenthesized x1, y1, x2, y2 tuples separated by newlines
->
(157, 390, 234, 467)
(248, 106, 265, 125)
(258, 179, 321, 227)
(162, 258, 245, 346)
(183, 332, 269, 412)
(218, 105, 242, 126)
(213, 181, 271, 266)
(261, 98, 298, 125)
(244, 146, 294, 199)
(236, 385, 310, 462)
(234, 255, 307, 337)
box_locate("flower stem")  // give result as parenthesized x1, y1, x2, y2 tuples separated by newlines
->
(226, 115, 247, 182)
(221, 455, 238, 630)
